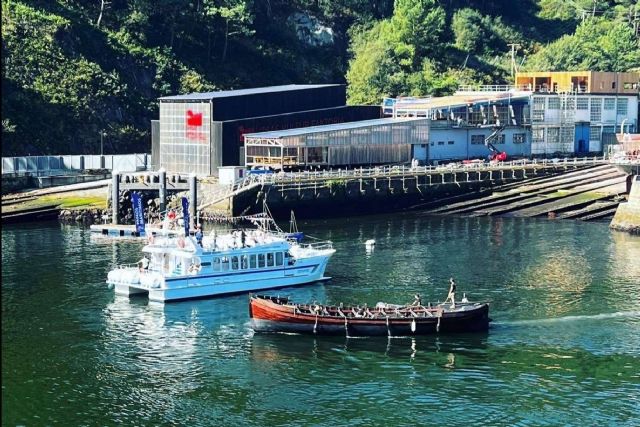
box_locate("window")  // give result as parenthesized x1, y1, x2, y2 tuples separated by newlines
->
(276, 252, 283, 266)
(590, 98, 601, 122)
(447, 140, 454, 145)
(533, 97, 545, 121)
(494, 134, 506, 144)
(623, 82, 638, 90)
(213, 258, 221, 272)
(513, 133, 526, 144)
(258, 254, 265, 268)
(250, 254, 256, 269)
(532, 128, 545, 143)
(420, 144, 427, 148)
(602, 126, 615, 135)
(221, 257, 230, 271)
(576, 98, 588, 110)
(241, 255, 249, 269)
(437, 141, 445, 146)
(612, 82, 616, 89)
(590, 126, 601, 141)
(430, 142, 434, 146)
(548, 97, 560, 109)
(231, 256, 239, 270)
(617, 99, 628, 115)
(604, 98, 615, 110)
(471, 135, 485, 145)
(547, 127, 560, 144)
(533, 97, 546, 110)
(267, 253, 274, 267)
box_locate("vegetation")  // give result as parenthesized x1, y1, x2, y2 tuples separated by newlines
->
(2, 1, 639, 156)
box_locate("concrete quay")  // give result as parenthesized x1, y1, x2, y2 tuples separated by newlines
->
(211, 158, 609, 219)
(610, 175, 640, 234)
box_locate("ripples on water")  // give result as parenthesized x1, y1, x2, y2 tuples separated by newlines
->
(2, 217, 640, 426)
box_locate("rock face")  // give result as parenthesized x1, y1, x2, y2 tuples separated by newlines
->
(611, 175, 640, 234)
(287, 12, 334, 47)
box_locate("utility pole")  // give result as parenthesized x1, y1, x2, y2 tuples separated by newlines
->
(508, 43, 521, 83)
(592, 0, 597, 18)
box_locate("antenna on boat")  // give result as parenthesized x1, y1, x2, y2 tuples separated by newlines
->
(289, 211, 299, 234)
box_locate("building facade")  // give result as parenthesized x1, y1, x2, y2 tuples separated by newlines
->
(153, 84, 381, 176)
(384, 71, 639, 159)
(244, 118, 429, 169)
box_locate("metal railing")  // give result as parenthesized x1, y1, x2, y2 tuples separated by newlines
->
(2, 153, 150, 176)
(233, 156, 607, 186)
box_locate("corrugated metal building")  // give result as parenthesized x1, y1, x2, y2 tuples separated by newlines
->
(244, 118, 429, 169)
(154, 84, 381, 176)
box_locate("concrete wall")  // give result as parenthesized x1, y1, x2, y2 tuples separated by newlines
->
(611, 175, 640, 234)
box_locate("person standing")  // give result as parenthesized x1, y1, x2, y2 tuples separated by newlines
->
(195, 225, 203, 247)
(446, 277, 457, 308)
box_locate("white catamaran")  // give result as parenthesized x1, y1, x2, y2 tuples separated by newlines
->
(106, 204, 336, 303)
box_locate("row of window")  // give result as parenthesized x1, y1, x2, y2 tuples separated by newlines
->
(211, 252, 287, 272)
(534, 97, 629, 115)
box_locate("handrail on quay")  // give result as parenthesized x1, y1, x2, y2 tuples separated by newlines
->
(236, 156, 608, 186)
(196, 156, 608, 210)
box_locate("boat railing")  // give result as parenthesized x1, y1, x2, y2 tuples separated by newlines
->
(297, 240, 333, 251)
(113, 262, 140, 270)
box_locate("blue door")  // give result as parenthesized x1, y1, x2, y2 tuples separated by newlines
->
(574, 123, 589, 154)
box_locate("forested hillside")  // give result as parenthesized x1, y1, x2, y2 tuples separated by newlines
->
(2, 0, 639, 156)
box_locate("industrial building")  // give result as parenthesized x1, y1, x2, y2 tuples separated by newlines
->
(152, 84, 380, 175)
(383, 71, 639, 160)
(244, 118, 429, 169)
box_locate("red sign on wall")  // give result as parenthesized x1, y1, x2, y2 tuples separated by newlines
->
(186, 110, 203, 126)
(186, 109, 206, 142)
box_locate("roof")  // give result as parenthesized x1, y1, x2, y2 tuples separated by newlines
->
(393, 91, 532, 111)
(244, 117, 428, 139)
(159, 84, 343, 101)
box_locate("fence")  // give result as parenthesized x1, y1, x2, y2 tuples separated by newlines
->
(1, 154, 150, 176)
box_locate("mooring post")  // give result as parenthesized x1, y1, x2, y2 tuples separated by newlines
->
(159, 168, 167, 214)
(189, 173, 197, 227)
(111, 171, 119, 224)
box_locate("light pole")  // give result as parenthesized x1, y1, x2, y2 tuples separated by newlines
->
(100, 131, 105, 155)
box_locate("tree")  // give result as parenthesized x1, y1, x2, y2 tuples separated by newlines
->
(204, 0, 254, 62)
(346, 0, 450, 104)
(526, 18, 640, 71)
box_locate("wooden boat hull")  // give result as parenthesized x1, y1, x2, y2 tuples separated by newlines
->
(250, 296, 490, 336)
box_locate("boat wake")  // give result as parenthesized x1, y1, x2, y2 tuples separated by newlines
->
(494, 311, 640, 327)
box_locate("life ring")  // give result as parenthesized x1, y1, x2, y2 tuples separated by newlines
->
(177, 237, 186, 248)
(168, 210, 176, 220)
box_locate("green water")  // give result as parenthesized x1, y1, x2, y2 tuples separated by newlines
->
(2, 215, 640, 426)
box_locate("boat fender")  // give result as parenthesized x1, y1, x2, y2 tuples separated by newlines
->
(313, 314, 318, 335)
(411, 319, 416, 333)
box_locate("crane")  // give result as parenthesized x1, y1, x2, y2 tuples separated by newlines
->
(485, 126, 507, 162)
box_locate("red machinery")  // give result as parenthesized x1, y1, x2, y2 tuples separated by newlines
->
(485, 127, 507, 162)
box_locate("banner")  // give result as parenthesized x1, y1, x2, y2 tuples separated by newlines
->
(181, 196, 190, 236)
(131, 192, 146, 235)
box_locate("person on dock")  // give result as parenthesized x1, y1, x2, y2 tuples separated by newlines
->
(446, 277, 456, 308)
(195, 225, 203, 247)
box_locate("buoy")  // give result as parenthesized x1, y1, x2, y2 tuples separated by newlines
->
(365, 239, 376, 247)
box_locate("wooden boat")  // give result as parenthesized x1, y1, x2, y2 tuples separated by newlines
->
(249, 294, 491, 337)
